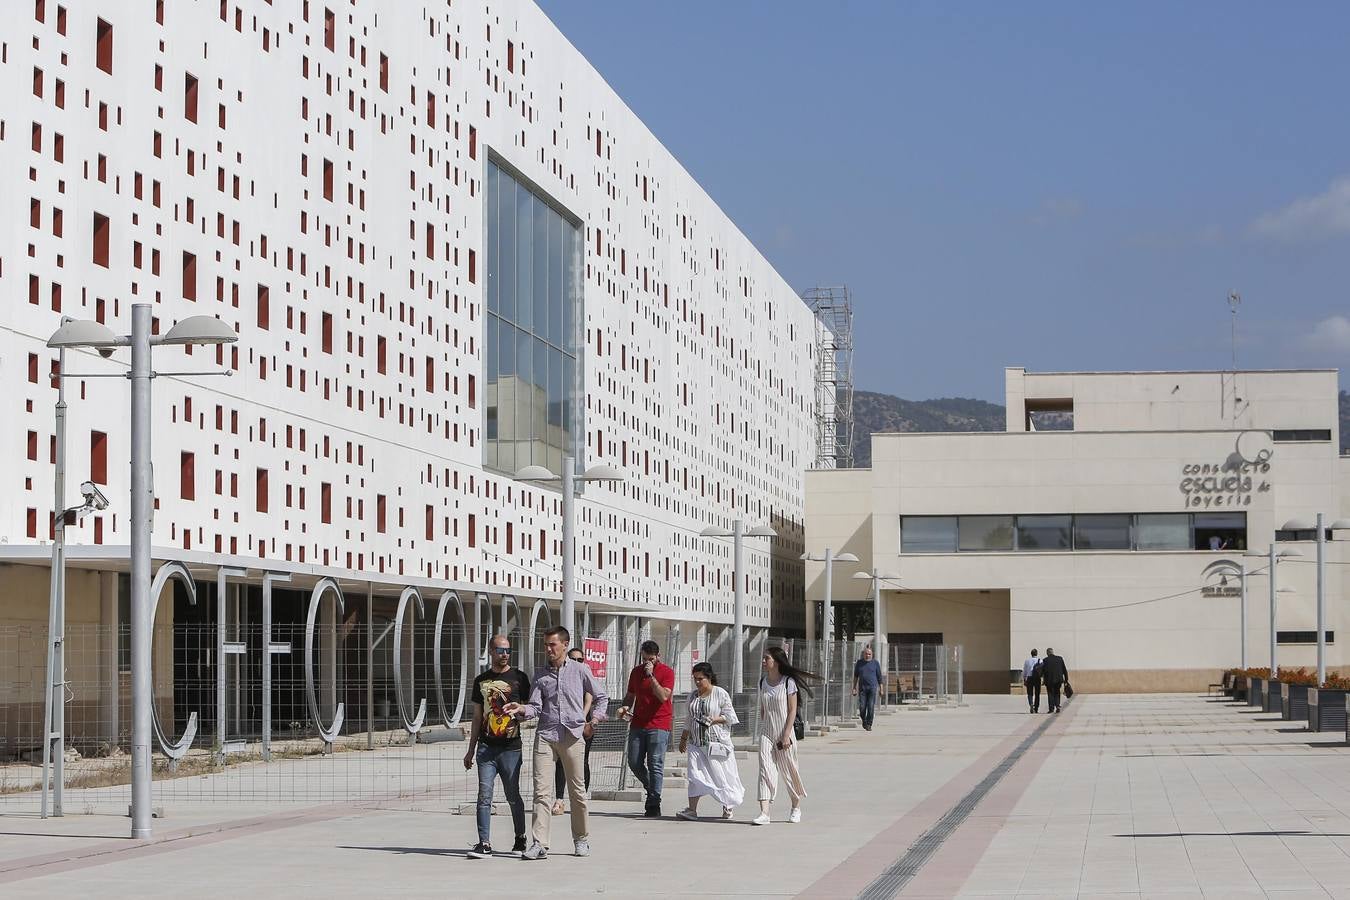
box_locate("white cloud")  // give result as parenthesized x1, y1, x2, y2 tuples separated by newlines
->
(1302, 314, 1350, 355)
(1250, 176, 1350, 242)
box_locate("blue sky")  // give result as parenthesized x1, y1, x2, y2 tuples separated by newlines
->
(537, 1, 1350, 402)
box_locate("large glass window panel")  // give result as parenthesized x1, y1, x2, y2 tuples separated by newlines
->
(547, 350, 563, 429)
(484, 159, 579, 473)
(548, 214, 563, 347)
(498, 176, 516, 321)
(1194, 512, 1246, 551)
(514, 184, 533, 332)
(901, 517, 958, 553)
(533, 338, 548, 462)
(562, 355, 575, 453)
(1016, 515, 1071, 550)
(533, 196, 549, 338)
(1135, 514, 1191, 550)
(1073, 514, 1131, 550)
(485, 164, 499, 314)
(958, 516, 1015, 551)
(485, 314, 499, 382)
(562, 226, 576, 350)
(515, 327, 533, 451)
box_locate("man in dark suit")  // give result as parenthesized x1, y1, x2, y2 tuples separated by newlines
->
(1040, 648, 1069, 713)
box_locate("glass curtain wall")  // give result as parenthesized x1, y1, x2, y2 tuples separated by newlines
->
(484, 158, 580, 475)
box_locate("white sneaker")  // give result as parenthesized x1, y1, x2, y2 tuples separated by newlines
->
(788, 807, 802, 823)
(751, 813, 770, 826)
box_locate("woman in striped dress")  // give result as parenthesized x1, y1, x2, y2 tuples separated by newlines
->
(754, 646, 819, 825)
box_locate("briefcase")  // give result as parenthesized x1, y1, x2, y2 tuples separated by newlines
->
(1064, 682, 1074, 699)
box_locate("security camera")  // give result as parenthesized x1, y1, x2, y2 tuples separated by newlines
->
(79, 481, 110, 511)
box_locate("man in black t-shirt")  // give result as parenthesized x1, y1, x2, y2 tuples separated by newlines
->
(463, 634, 531, 858)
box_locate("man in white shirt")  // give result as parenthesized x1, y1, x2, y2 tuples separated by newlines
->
(1021, 649, 1042, 714)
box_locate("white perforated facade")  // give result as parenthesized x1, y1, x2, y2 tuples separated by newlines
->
(0, 0, 815, 636)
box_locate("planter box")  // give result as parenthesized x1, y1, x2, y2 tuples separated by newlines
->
(1248, 677, 1265, 707)
(1232, 675, 1248, 702)
(1281, 682, 1310, 723)
(1308, 688, 1348, 732)
(1262, 679, 1282, 713)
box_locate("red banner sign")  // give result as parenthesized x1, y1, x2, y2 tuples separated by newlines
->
(583, 638, 608, 680)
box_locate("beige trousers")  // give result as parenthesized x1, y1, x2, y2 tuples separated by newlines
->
(757, 733, 806, 804)
(531, 731, 588, 847)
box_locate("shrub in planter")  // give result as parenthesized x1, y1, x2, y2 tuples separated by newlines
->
(1309, 673, 1350, 732)
(1262, 678, 1282, 712)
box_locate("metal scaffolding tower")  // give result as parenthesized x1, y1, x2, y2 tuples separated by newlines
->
(803, 286, 855, 469)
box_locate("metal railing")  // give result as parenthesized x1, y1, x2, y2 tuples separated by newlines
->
(1, 625, 962, 814)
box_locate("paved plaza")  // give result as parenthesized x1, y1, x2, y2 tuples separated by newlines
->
(3, 693, 1350, 898)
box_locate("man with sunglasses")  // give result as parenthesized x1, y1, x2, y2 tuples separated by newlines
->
(464, 634, 531, 858)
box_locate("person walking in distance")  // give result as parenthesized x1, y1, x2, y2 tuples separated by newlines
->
(552, 647, 595, 816)
(676, 662, 744, 821)
(616, 639, 675, 818)
(753, 646, 820, 825)
(463, 634, 531, 859)
(852, 645, 883, 731)
(1021, 648, 1043, 714)
(1040, 647, 1069, 713)
(504, 626, 608, 860)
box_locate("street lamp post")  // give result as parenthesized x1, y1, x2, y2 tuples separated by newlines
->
(850, 569, 901, 699)
(1243, 545, 1302, 673)
(515, 456, 624, 638)
(1281, 515, 1350, 685)
(800, 549, 859, 724)
(698, 520, 777, 692)
(48, 305, 238, 839)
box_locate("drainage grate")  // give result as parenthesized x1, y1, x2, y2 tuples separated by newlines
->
(856, 713, 1058, 900)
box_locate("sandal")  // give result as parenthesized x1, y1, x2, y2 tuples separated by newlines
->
(722, 806, 734, 820)
(675, 808, 699, 821)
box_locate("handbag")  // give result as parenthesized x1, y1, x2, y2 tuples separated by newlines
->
(709, 741, 732, 760)
(1064, 682, 1074, 699)
(791, 678, 805, 740)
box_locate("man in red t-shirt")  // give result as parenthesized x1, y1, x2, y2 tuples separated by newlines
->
(617, 639, 675, 817)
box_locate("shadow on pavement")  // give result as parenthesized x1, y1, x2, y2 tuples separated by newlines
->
(1118, 830, 1350, 838)
(338, 845, 465, 857)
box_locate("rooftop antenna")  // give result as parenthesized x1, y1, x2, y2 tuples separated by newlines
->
(1227, 290, 1242, 423)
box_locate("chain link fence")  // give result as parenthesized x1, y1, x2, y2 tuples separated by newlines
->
(2, 624, 962, 816)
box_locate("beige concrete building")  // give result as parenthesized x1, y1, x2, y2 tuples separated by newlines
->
(806, 368, 1350, 693)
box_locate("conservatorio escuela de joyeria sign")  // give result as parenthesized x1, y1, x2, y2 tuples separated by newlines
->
(1178, 460, 1271, 508)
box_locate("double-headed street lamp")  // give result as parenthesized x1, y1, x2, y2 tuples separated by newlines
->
(800, 548, 859, 722)
(698, 520, 777, 692)
(515, 455, 624, 639)
(48, 304, 238, 839)
(850, 569, 901, 653)
(1242, 545, 1303, 673)
(1279, 514, 1350, 685)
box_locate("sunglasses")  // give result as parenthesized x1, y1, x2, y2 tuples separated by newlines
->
(493, 647, 512, 655)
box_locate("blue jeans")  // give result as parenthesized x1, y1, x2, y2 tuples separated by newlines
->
(626, 728, 670, 810)
(858, 686, 877, 728)
(475, 744, 525, 845)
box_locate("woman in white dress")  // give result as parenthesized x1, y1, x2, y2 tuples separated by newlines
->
(676, 662, 744, 820)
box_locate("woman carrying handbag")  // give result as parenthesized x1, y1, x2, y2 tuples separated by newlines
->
(753, 647, 820, 825)
(675, 662, 744, 821)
